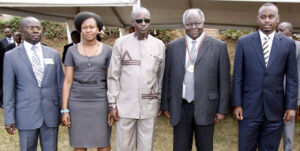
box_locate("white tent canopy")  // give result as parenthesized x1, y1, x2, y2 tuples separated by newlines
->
(1, 0, 300, 31)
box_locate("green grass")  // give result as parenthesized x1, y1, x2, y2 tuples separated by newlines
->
(1, 108, 300, 151)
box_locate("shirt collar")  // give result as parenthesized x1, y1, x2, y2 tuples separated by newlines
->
(259, 30, 275, 41)
(24, 40, 42, 52)
(186, 32, 206, 45)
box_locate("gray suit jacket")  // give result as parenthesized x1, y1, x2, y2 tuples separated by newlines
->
(3, 44, 64, 130)
(161, 35, 230, 126)
(296, 41, 300, 104)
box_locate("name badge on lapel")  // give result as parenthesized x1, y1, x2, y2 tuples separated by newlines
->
(44, 58, 54, 65)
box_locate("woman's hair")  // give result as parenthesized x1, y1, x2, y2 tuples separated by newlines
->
(74, 11, 103, 32)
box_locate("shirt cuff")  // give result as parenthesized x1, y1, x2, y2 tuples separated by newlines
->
(109, 103, 117, 111)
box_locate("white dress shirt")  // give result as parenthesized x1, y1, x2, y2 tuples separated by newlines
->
(24, 40, 44, 70)
(259, 30, 275, 66)
(7, 37, 14, 44)
(182, 32, 206, 99)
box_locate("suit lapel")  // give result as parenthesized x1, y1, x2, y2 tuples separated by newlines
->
(178, 37, 187, 73)
(41, 45, 50, 86)
(18, 44, 38, 84)
(195, 36, 210, 64)
(267, 33, 281, 68)
(252, 32, 266, 69)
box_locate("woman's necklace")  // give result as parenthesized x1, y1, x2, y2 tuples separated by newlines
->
(83, 41, 99, 66)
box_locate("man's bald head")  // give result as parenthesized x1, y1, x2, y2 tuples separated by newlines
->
(20, 16, 42, 45)
(21, 17, 40, 28)
(13, 31, 22, 44)
(277, 21, 293, 37)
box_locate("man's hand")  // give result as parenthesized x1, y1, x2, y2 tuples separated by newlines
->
(215, 113, 225, 123)
(233, 106, 243, 120)
(5, 124, 16, 135)
(164, 111, 170, 119)
(283, 109, 296, 123)
(157, 110, 162, 117)
(61, 113, 71, 128)
(108, 109, 118, 127)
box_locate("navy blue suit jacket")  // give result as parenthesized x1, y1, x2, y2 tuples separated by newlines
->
(232, 31, 298, 121)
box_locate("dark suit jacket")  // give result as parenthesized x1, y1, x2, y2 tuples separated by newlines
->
(6, 43, 17, 52)
(0, 38, 9, 101)
(62, 43, 73, 64)
(0, 38, 9, 52)
(161, 35, 230, 126)
(232, 31, 298, 121)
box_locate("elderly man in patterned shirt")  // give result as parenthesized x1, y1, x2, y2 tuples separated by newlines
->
(107, 7, 165, 151)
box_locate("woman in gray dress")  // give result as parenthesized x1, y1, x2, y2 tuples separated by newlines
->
(61, 12, 112, 151)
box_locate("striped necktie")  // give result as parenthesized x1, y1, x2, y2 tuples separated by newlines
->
(31, 45, 43, 87)
(263, 36, 270, 65)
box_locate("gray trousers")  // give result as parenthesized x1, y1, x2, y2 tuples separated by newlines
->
(116, 117, 157, 151)
(283, 117, 295, 151)
(18, 122, 58, 151)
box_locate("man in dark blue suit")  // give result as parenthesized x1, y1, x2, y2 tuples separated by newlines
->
(232, 3, 298, 151)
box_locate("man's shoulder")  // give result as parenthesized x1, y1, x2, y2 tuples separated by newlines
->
(64, 43, 73, 49)
(239, 32, 256, 41)
(148, 34, 164, 46)
(0, 38, 6, 42)
(205, 35, 225, 45)
(168, 37, 185, 46)
(5, 45, 21, 57)
(115, 33, 133, 42)
(42, 45, 60, 56)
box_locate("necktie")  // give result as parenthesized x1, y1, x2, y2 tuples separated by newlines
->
(188, 40, 197, 66)
(184, 40, 197, 103)
(31, 45, 43, 87)
(263, 36, 270, 66)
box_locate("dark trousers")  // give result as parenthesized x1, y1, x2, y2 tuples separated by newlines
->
(238, 118, 283, 151)
(173, 100, 214, 151)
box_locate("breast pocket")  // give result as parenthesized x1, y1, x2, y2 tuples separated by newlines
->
(150, 55, 162, 73)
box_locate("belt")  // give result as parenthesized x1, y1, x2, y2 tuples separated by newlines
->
(182, 99, 194, 104)
(73, 79, 97, 84)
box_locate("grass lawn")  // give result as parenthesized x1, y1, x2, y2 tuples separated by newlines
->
(1, 108, 300, 151)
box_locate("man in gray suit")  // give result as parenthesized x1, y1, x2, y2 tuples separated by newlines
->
(277, 21, 300, 151)
(161, 8, 230, 151)
(3, 16, 64, 151)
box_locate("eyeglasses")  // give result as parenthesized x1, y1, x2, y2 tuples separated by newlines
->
(185, 22, 203, 28)
(23, 26, 42, 31)
(135, 19, 151, 24)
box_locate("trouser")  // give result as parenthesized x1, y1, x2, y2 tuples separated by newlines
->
(283, 117, 295, 151)
(238, 118, 283, 151)
(18, 122, 58, 151)
(116, 117, 157, 151)
(173, 100, 214, 151)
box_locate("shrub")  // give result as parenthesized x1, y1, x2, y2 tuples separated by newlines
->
(225, 29, 253, 40)
(0, 16, 66, 39)
(150, 29, 175, 44)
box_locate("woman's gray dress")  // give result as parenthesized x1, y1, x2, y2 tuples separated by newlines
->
(64, 44, 112, 148)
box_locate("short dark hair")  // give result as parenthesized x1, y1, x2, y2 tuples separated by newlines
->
(74, 12, 103, 32)
(258, 2, 279, 14)
(71, 30, 80, 37)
